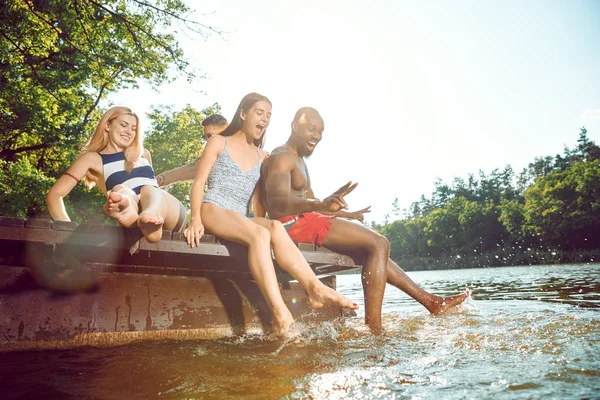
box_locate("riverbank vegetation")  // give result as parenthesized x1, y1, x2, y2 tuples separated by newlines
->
(374, 128, 600, 270)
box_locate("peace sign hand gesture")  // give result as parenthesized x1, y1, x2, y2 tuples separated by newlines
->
(319, 181, 358, 212)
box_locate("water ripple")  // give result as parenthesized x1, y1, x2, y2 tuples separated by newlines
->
(0, 264, 598, 399)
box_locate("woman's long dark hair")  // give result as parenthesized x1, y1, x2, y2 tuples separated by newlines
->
(220, 92, 272, 148)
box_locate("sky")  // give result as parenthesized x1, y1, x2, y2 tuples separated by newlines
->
(108, 0, 600, 224)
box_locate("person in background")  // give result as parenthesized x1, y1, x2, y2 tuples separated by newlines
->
(155, 114, 228, 187)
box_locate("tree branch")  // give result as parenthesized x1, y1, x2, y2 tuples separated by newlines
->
(129, 0, 222, 37)
(73, 0, 100, 58)
(0, 31, 62, 103)
(85, 0, 190, 75)
(23, 0, 89, 61)
(0, 142, 49, 160)
(82, 68, 123, 127)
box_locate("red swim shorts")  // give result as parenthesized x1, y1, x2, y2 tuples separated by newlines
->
(277, 212, 336, 246)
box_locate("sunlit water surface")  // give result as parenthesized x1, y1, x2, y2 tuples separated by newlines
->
(1, 264, 599, 399)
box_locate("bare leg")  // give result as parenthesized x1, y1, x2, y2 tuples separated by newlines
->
(323, 219, 469, 326)
(200, 204, 294, 336)
(138, 186, 184, 243)
(103, 185, 139, 228)
(252, 218, 358, 311)
(386, 258, 470, 313)
(323, 219, 388, 334)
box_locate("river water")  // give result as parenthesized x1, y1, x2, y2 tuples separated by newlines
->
(1, 264, 599, 399)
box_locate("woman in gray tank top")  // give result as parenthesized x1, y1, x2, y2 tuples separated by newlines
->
(185, 93, 357, 337)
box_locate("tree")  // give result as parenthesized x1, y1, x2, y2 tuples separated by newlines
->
(382, 217, 428, 260)
(517, 155, 555, 192)
(1, 0, 216, 173)
(498, 198, 525, 241)
(381, 126, 599, 267)
(391, 197, 401, 217)
(522, 160, 600, 249)
(144, 104, 220, 208)
(576, 127, 600, 162)
(431, 177, 452, 209)
(0, 0, 218, 218)
(0, 158, 107, 222)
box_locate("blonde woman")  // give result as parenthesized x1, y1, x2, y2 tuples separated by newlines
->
(46, 106, 186, 242)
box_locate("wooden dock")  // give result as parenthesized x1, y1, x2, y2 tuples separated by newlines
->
(0, 217, 360, 352)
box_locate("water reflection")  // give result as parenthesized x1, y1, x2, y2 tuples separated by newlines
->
(358, 263, 600, 310)
(0, 264, 598, 399)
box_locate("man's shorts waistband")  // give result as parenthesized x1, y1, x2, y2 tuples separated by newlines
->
(278, 214, 300, 231)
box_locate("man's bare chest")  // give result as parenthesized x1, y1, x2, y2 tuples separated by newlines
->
(290, 164, 310, 192)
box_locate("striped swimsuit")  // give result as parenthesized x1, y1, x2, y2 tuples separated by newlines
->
(203, 138, 262, 217)
(99, 152, 158, 195)
(99, 151, 187, 233)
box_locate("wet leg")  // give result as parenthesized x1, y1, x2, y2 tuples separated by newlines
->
(386, 259, 470, 313)
(252, 218, 358, 311)
(322, 219, 388, 334)
(323, 219, 469, 316)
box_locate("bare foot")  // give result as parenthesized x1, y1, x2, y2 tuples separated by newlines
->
(104, 191, 138, 228)
(307, 283, 359, 310)
(138, 212, 165, 243)
(271, 309, 295, 337)
(428, 289, 471, 314)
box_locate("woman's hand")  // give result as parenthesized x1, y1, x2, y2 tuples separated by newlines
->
(185, 218, 205, 247)
(155, 173, 166, 188)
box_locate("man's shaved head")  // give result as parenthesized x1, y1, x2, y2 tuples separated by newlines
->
(290, 107, 325, 158)
(293, 107, 322, 124)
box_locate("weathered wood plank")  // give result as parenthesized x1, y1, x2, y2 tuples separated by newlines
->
(0, 267, 350, 352)
(0, 218, 360, 277)
(0, 218, 360, 351)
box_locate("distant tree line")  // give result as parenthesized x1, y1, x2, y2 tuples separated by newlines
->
(375, 128, 600, 270)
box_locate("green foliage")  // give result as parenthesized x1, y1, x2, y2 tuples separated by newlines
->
(0, 0, 216, 219)
(522, 160, 600, 249)
(144, 104, 220, 208)
(0, 159, 54, 218)
(0, 0, 212, 175)
(497, 198, 524, 240)
(381, 217, 427, 260)
(381, 127, 600, 268)
(64, 183, 111, 225)
(0, 158, 109, 223)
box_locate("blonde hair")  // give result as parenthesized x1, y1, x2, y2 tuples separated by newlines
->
(81, 106, 142, 188)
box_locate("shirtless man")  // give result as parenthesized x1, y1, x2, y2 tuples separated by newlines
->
(260, 107, 470, 334)
(155, 114, 228, 187)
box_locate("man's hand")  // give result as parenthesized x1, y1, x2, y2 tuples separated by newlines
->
(345, 206, 371, 223)
(319, 181, 358, 212)
(155, 173, 166, 188)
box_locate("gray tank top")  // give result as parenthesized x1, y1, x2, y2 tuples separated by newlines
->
(202, 137, 262, 216)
